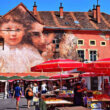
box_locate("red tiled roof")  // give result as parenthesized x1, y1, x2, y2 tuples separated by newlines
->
(36, 11, 110, 30)
(1, 3, 110, 31)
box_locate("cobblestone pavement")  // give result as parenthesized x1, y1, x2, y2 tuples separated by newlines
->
(0, 98, 35, 110)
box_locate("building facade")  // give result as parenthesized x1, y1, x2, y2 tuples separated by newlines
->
(0, 2, 110, 96)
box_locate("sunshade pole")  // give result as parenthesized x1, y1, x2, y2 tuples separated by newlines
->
(60, 69, 63, 91)
(101, 75, 104, 93)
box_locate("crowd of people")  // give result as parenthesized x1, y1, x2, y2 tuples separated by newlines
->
(11, 78, 89, 109)
(12, 81, 48, 109)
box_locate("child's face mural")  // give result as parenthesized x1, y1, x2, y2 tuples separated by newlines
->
(1, 21, 24, 46)
(31, 23, 46, 51)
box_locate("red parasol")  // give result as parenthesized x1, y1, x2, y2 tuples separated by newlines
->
(31, 59, 83, 89)
(80, 72, 110, 77)
(31, 59, 83, 72)
(79, 58, 110, 93)
(78, 58, 110, 73)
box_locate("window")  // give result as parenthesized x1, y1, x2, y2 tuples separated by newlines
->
(65, 22, 69, 25)
(77, 39, 84, 46)
(89, 40, 96, 46)
(77, 50, 84, 62)
(74, 20, 80, 24)
(53, 39, 60, 49)
(89, 50, 97, 61)
(100, 41, 106, 46)
(56, 44, 59, 48)
(0, 38, 4, 50)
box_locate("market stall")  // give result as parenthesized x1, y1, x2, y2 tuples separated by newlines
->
(87, 90, 110, 109)
(38, 97, 73, 110)
(56, 106, 89, 110)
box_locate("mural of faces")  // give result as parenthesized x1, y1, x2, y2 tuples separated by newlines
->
(59, 33, 78, 60)
(31, 23, 46, 52)
(0, 21, 24, 46)
(0, 5, 78, 73)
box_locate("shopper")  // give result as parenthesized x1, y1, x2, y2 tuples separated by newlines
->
(33, 83, 39, 96)
(13, 82, 22, 109)
(41, 81, 47, 94)
(25, 84, 33, 108)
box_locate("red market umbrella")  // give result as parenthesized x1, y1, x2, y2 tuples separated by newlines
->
(92, 58, 110, 68)
(79, 58, 110, 93)
(80, 72, 110, 77)
(31, 59, 83, 72)
(31, 59, 83, 89)
(49, 74, 73, 79)
(78, 58, 110, 73)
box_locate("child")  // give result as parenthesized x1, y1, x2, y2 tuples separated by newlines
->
(0, 19, 44, 73)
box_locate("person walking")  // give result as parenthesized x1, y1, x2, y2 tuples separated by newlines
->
(25, 84, 33, 108)
(13, 82, 22, 109)
(33, 83, 39, 96)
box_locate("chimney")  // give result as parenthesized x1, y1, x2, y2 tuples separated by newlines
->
(96, 5, 101, 23)
(92, 5, 96, 19)
(33, 2, 37, 15)
(96, 0, 101, 23)
(59, 3, 63, 18)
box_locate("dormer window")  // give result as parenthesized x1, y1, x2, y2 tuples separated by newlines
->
(74, 20, 80, 24)
(65, 22, 69, 25)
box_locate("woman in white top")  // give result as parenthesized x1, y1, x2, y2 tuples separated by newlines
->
(33, 83, 39, 95)
(41, 82, 47, 94)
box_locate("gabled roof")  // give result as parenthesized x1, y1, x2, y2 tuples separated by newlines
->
(1, 3, 43, 24)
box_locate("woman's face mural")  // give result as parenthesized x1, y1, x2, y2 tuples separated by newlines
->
(31, 23, 46, 52)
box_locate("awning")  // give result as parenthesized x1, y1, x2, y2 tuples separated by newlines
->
(36, 75, 49, 79)
(0, 76, 8, 80)
(8, 76, 22, 80)
(23, 76, 37, 80)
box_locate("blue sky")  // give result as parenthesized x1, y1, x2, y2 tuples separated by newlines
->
(0, 0, 110, 15)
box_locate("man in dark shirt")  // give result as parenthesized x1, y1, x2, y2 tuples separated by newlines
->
(74, 83, 87, 106)
(13, 82, 22, 108)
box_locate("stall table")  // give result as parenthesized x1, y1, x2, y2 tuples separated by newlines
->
(44, 99, 73, 105)
(57, 93, 74, 101)
(56, 106, 89, 110)
(44, 98, 73, 110)
(42, 93, 56, 98)
(33, 97, 73, 110)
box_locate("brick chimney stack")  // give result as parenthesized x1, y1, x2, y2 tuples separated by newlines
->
(33, 2, 37, 15)
(96, 0, 101, 23)
(93, 5, 96, 19)
(59, 3, 63, 18)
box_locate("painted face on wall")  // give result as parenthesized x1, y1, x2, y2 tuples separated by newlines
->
(0, 21, 24, 46)
(59, 33, 78, 59)
(31, 23, 46, 52)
